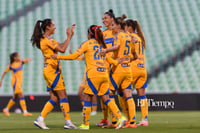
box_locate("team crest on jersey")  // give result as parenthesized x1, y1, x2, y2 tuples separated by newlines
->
(104, 35, 107, 37)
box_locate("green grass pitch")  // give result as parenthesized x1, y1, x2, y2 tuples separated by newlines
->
(0, 111, 199, 133)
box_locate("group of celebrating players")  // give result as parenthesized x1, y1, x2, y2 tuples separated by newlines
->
(0, 9, 148, 130)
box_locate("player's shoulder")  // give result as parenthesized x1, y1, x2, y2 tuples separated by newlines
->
(103, 28, 108, 32)
(114, 31, 124, 39)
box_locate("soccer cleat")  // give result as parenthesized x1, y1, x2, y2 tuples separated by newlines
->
(34, 120, 49, 129)
(123, 122, 137, 128)
(102, 123, 117, 128)
(96, 119, 109, 126)
(116, 116, 126, 129)
(138, 120, 149, 126)
(78, 124, 89, 130)
(125, 120, 130, 127)
(23, 112, 32, 116)
(64, 120, 77, 129)
(90, 111, 97, 116)
(3, 109, 10, 116)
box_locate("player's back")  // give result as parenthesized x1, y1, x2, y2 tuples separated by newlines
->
(112, 32, 132, 74)
(84, 39, 107, 78)
(131, 33, 146, 69)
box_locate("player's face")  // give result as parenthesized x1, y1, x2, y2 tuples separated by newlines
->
(125, 25, 128, 32)
(46, 21, 56, 34)
(15, 54, 20, 61)
(103, 14, 113, 27)
(125, 25, 132, 33)
(112, 22, 120, 33)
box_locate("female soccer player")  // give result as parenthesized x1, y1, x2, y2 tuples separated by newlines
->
(69, 46, 97, 116)
(0, 52, 32, 116)
(51, 25, 126, 130)
(100, 14, 137, 128)
(125, 19, 148, 126)
(30, 18, 76, 129)
(96, 9, 119, 128)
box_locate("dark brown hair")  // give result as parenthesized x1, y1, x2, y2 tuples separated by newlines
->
(88, 25, 106, 48)
(114, 14, 127, 30)
(104, 9, 115, 19)
(31, 18, 52, 49)
(126, 19, 146, 49)
(10, 52, 18, 64)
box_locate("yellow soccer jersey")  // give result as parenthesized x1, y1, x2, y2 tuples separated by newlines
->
(130, 33, 146, 69)
(103, 29, 114, 69)
(111, 32, 133, 74)
(40, 35, 62, 72)
(103, 29, 114, 49)
(4, 59, 28, 90)
(57, 39, 108, 78)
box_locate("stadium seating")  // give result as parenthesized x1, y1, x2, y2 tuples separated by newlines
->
(0, 0, 200, 95)
(0, 0, 34, 20)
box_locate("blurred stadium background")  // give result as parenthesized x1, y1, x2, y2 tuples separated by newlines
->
(0, 0, 200, 111)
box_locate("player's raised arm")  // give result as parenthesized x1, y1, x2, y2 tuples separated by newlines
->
(55, 24, 76, 53)
(22, 58, 32, 64)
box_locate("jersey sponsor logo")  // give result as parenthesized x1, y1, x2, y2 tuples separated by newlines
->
(121, 63, 130, 67)
(137, 63, 144, 68)
(97, 67, 106, 72)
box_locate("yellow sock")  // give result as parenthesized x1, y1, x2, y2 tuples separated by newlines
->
(139, 95, 148, 120)
(126, 96, 136, 123)
(83, 101, 91, 125)
(118, 94, 129, 120)
(109, 95, 117, 123)
(6, 98, 16, 110)
(105, 99, 122, 119)
(100, 99, 108, 120)
(92, 103, 97, 112)
(19, 97, 27, 112)
(60, 98, 70, 120)
(41, 99, 56, 118)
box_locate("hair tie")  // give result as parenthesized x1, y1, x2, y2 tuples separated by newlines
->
(92, 26, 102, 39)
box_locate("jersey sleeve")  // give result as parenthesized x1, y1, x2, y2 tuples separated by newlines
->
(113, 34, 120, 46)
(47, 39, 59, 50)
(22, 59, 28, 64)
(76, 56, 85, 60)
(57, 42, 88, 60)
(4, 65, 10, 73)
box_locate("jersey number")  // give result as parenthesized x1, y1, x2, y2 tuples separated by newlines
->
(138, 41, 144, 55)
(124, 40, 130, 55)
(94, 45, 104, 60)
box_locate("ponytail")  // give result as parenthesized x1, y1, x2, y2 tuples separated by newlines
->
(135, 21, 146, 49)
(31, 18, 52, 49)
(126, 19, 146, 49)
(31, 20, 43, 49)
(88, 25, 106, 48)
